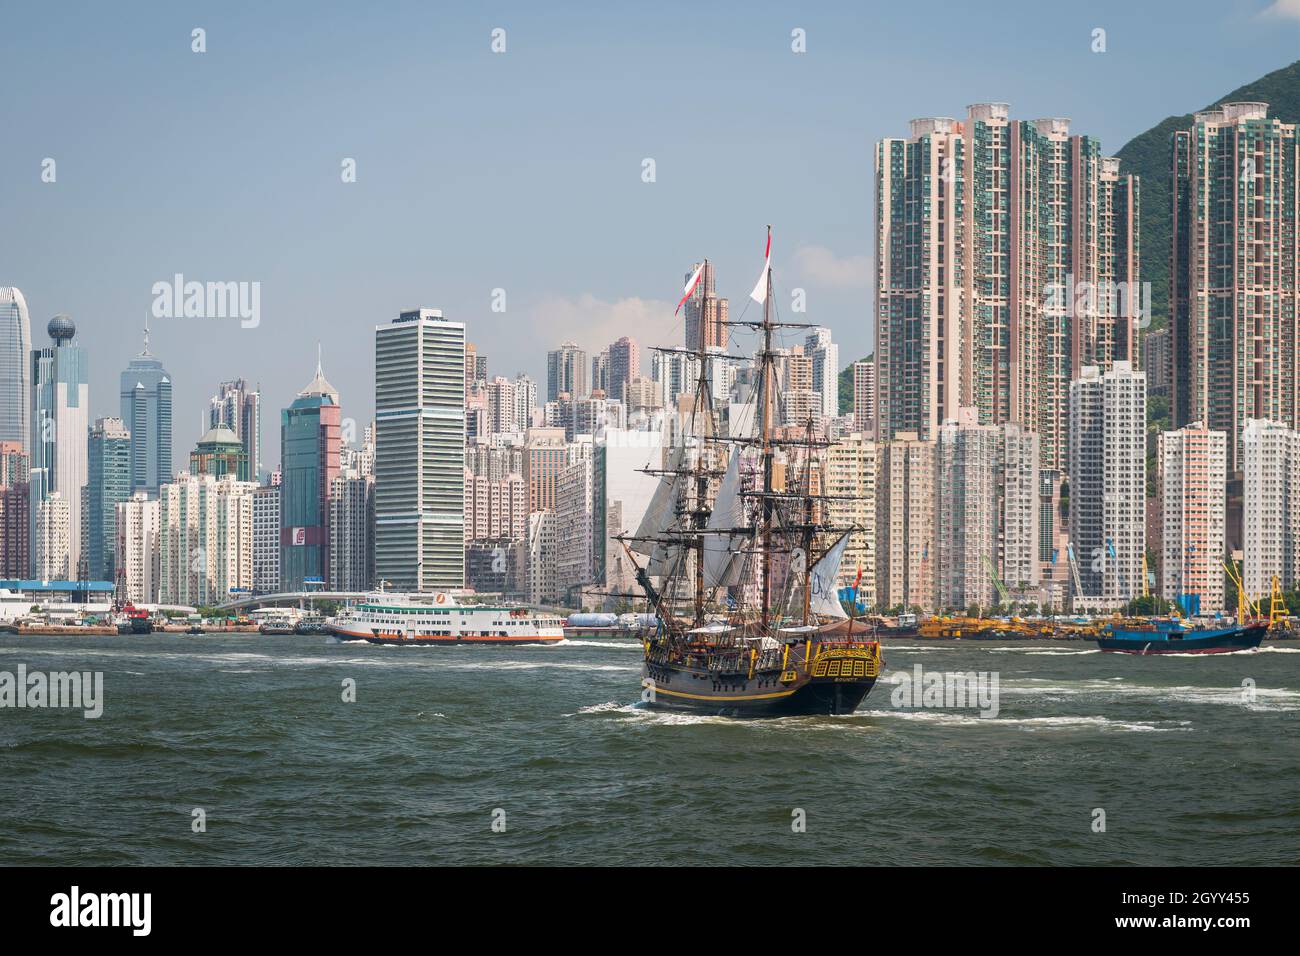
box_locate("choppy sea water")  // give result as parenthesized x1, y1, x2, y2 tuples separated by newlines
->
(0, 634, 1297, 866)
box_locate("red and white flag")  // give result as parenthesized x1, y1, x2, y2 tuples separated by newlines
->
(749, 227, 771, 303)
(675, 261, 705, 315)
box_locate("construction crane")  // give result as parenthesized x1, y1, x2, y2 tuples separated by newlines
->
(1066, 545, 1085, 606)
(1222, 559, 1259, 623)
(981, 555, 1010, 607)
(1270, 575, 1289, 628)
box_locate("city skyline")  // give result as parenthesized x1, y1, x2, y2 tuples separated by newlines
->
(6, 2, 1300, 473)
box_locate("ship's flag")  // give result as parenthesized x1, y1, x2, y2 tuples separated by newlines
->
(675, 261, 705, 316)
(749, 227, 772, 303)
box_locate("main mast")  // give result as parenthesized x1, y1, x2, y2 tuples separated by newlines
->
(758, 229, 775, 632)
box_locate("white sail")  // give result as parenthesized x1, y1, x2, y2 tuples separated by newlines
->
(808, 531, 850, 619)
(632, 443, 684, 558)
(702, 451, 745, 588)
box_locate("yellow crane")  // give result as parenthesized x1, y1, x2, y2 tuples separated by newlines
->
(1222, 559, 1259, 624)
(1270, 575, 1289, 628)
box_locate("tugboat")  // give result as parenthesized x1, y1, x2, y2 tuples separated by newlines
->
(114, 603, 153, 635)
(617, 228, 883, 717)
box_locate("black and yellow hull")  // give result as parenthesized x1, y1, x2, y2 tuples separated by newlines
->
(641, 624, 883, 717)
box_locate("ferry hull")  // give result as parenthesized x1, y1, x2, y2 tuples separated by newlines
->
(1096, 623, 1267, 654)
(334, 627, 563, 646)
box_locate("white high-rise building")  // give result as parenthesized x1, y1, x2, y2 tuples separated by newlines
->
(1069, 362, 1146, 609)
(1159, 423, 1227, 613)
(116, 491, 159, 604)
(1000, 422, 1042, 596)
(524, 510, 559, 605)
(33, 491, 70, 581)
(825, 432, 875, 606)
(375, 309, 465, 591)
(936, 410, 1001, 609)
(1242, 419, 1300, 598)
(875, 433, 935, 611)
(158, 473, 256, 606)
(805, 328, 839, 421)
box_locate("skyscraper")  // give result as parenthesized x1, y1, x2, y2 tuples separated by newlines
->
(1068, 362, 1146, 609)
(30, 315, 88, 579)
(85, 417, 132, 583)
(118, 321, 172, 496)
(116, 492, 160, 604)
(375, 309, 465, 591)
(1171, 102, 1298, 469)
(280, 356, 341, 591)
(875, 432, 936, 611)
(935, 410, 1001, 609)
(607, 336, 640, 403)
(804, 328, 839, 420)
(875, 107, 1140, 472)
(208, 379, 262, 482)
(1242, 419, 1300, 597)
(0, 440, 30, 578)
(546, 342, 588, 403)
(0, 288, 32, 449)
(329, 469, 375, 591)
(853, 359, 876, 436)
(683, 260, 728, 350)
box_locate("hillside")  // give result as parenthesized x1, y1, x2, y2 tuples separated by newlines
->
(1115, 59, 1300, 328)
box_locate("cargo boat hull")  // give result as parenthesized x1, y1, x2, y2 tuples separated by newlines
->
(1096, 623, 1267, 654)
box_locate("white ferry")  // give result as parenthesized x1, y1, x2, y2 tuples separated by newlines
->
(331, 592, 565, 645)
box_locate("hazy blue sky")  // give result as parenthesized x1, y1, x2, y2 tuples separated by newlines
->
(4, 0, 1300, 469)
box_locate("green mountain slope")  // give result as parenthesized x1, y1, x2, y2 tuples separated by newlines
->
(1115, 59, 1300, 328)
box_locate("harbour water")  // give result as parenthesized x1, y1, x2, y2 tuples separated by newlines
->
(0, 634, 1297, 866)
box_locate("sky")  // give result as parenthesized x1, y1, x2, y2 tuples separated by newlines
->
(4, 0, 1300, 471)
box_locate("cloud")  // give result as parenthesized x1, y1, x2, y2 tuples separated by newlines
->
(791, 244, 871, 288)
(522, 293, 678, 358)
(1261, 0, 1300, 19)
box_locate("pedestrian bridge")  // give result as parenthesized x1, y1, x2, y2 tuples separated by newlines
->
(213, 591, 368, 612)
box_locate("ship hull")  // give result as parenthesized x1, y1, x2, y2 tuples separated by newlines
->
(334, 626, 563, 646)
(1096, 623, 1267, 654)
(642, 668, 877, 717)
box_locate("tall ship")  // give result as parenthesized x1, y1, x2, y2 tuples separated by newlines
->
(330, 591, 565, 645)
(617, 228, 883, 716)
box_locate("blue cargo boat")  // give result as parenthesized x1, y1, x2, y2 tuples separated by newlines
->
(1096, 617, 1267, 654)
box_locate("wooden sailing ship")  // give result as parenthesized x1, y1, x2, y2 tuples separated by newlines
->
(617, 227, 883, 716)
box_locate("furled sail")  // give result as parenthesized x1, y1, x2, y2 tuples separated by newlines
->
(702, 451, 746, 588)
(808, 531, 850, 619)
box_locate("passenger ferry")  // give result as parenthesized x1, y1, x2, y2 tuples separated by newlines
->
(331, 592, 565, 645)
